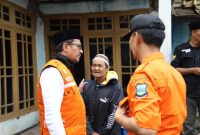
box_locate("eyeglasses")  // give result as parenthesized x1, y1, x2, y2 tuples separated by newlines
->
(69, 43, 82, 49)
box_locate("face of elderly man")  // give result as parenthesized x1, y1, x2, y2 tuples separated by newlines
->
(91, 57, 109, 79)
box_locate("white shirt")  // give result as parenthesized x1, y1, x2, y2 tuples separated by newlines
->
(40, 67, 66, 135)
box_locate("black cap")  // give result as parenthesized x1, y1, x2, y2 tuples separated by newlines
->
(53, 29, 81, 45)
(123, 14, 165, 40)
(189, 20, 200, 31)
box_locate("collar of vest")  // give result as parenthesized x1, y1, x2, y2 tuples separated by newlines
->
(53, 53, 73, 70)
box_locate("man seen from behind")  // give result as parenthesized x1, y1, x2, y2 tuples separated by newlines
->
(114, 14, 187, 135)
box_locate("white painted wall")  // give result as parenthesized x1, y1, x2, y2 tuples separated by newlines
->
(159, 0, 172, 63)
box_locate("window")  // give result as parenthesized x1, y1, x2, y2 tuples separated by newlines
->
(120, 36, 139, 91)
(88, 16, 112, 30)
(0, 29, 13, 115)
(49, 18, 80, 31)
(119, 15, 135, 29)
(15, 11, 32, 28)
(89, 36, 114, 79)
(89, 36, 114, 69)
(0, 4, 10, 21)
(0, 1, 36, 121)
(17, 33, 34, 109)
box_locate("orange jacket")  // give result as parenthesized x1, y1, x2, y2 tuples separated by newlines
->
(38, 60, 86, 135)
(125, 52, 187, 135)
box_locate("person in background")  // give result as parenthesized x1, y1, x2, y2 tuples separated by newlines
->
(38, 29, 86, 135)
(114, 14, 187, 135)
(80, 54, 124, 135)
(171, 20, 200, 135)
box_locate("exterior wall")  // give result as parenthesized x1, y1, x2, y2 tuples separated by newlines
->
(39, 0, 149, 14)
(40, 0, 172, 63)
(0, 112, 39, 135)
(8, 0, 28, 9)
(0, 0, 41, 134)
(1, 0, 173, 134)
(36, 17, 46, 73)
(159, 0, 172, 62)
(9, 0, 46, 73)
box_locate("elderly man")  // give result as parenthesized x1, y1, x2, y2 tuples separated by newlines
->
(81, 54, 124, 135)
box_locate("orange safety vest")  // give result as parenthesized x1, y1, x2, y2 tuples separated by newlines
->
(38, 59, 86, 135)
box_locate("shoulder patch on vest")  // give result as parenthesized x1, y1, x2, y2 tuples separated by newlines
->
(135, 83, 147, 98)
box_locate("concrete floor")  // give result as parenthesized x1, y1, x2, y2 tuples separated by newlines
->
(17, 120, 200, 135)
(17, 124, 39, 135)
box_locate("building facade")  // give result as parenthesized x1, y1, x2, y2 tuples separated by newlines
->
(0, 0, 177, 134)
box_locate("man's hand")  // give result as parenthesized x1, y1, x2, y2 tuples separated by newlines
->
(78, 79, 87, 93)
(193, 67, 200, 75)
(115, 98, 129, 123)
(176, 67, 200, 76)
(114, 106, 127, 123)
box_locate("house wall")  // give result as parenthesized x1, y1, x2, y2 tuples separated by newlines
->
(40, 0, 172, 63)
(8, 0, 28, 9)
(0, 112, 39, 135)
(39, 0, 149, 69)
(0, 0, 41, 134)
(159, 0, 172, 62)
(1, 0, 173, 134)
(2, 1, 149, 134)
(36, 17, 46, 73)
(9, 0, 46, 73)
(39, 0, 149, 14)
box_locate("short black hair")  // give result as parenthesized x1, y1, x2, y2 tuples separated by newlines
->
(55, 39, 74, 53)
(53, 29, 80, 45)
(137, 28, 165, 48)
(189, 20, 200, 31)
(53, 29, 81, 53)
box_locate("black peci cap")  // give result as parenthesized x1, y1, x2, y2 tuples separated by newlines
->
(123, 14, 165, 40)
(188, 20, 200, 31)
(53, 29, 81, 46)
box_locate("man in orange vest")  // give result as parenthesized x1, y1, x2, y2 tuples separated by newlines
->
(114, 14, 187, 135)
(38, 29, 86, 135)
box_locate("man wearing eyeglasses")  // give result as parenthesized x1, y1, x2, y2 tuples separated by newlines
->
(38, 29, 86, 135)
